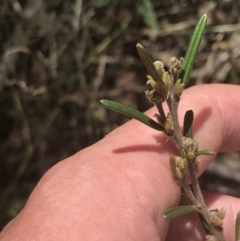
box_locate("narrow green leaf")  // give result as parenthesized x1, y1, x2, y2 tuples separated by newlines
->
(235, 211, 240, 241)
(83, 16, 131, 69)
(198, 213, 212, 235)
(162, 205, 196, 219)
(100, 99, 164, 131)
(196, 150, 214, 156)
(180, 14, 207, 84)
(136, 43, 165, 87)
(137, 0, 159, 31)
(183, 110, 194, 138)
(95, 0, 112, 7)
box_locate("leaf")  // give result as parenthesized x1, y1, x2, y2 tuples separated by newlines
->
(162, 205, 196, 219)
(183, 110, 194, 138)
(83, 16, 131, 69)
(94, 0, 112, 7)
(180, 14, 207, 84)
(198, 213, 212, 235)
(136, 43, 165, 87)
(235, 211, 240, 241)
(137, 0, 159, 31)
(100, 99, 164, 131)
(196, 150, 214, 156)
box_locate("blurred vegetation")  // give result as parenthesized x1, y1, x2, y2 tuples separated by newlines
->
(1, 0, 240, 229)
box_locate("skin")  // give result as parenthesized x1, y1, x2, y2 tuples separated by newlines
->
(1, 84, 240, 241)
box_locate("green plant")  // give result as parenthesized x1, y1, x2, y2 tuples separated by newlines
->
(101, 14, 240, 241)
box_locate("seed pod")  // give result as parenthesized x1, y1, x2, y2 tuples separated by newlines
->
(169, 155, 189, 180)
(153, 61, 164, 75)
(162, 71, 171, 88)
(164, 113, 173, 134)
(210, 208, 226, 227)
(174, 79, 185, 99)
(168, 57, 182, 70)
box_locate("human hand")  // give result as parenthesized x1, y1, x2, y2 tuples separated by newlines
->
(1, 84, 240, 241)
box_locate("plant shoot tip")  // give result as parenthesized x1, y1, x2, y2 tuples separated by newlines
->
(136, 43, 143, 49)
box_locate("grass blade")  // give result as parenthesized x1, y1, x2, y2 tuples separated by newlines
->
(137, 0, 159, 31)
(83, 16, 131, 69)
(100, 99, 164, 131)
(180, 14, 207, 84)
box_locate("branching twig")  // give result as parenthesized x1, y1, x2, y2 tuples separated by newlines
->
(100, 14, 235, 240)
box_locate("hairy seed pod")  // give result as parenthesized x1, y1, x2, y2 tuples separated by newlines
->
(168, 57, 181, 70)
(169, 155, 189, 180)
(153, 61, 164, 75)
(209, 208, 226, 227)
(174, 79, 185, 98)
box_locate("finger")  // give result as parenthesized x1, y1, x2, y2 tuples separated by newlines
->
(106, 83, 240, 239)
(1, 84, 240, 241)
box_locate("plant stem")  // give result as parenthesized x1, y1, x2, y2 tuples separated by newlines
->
(167, 93, 182, 151)
(188, 161, 226, 241)
(180, 179, 200, 207)
(166, 82, 226, 241)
